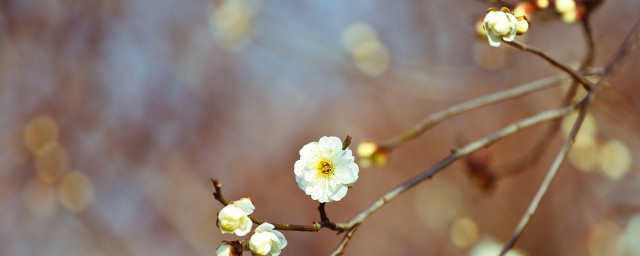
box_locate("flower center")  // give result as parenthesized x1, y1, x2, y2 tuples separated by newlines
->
(318, 160, 334, 176)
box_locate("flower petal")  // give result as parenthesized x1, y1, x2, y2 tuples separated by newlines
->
(233, 197, 255, 215)
(272, 230, 288, 249)
(235, 216, 252, 236)
(294, 159, 306, 176)
(486, 32, 502, 47)
(318, 136, 343, 152)
(329, 185, 348, 201)
(255, 222, 275, 232)
(299, 142, 317, 159)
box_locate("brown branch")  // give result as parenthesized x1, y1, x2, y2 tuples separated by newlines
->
(211, 178, 328, 232)
(337, 104, 579, 230)
(342, 135, 352, 150)
(504, 40, 596, 91)
(501, 17, 640, 255)
(601, 18, 640, 83)
(498, 17, 598, 178)
(378, 69, 601, 151)
(329, 226, 360, 256)
(318, 203, 329, 222)
(500, 95, 591, 255)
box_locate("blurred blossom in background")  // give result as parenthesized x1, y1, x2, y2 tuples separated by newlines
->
(0, 0, 639, 255)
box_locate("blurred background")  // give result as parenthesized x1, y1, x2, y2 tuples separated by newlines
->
(1, 0, 639, 255)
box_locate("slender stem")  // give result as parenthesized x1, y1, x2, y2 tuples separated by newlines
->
(342, 135, 352, 150)
(498, 17, 597, 177)
(338, 104, 579, 230)
(211, 178, 325, 232)
(500, 96, 591, 255)
(379, 69, 601, 150)
(504, 40, 596, 91)
(581, 17, 596, 70)
(318, 203, 329, 222)
(330, 226, 360, 256)
(501, 17, 640, 254)
(601, 18, 640, 81)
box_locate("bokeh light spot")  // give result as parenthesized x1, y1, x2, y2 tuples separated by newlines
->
(209, 0, 257, 51)
(450, 216, 479, 248)
(597, 139, 632, 180)
(587, 220, 622, 256)
(35, 143, 69, 184)
(342, 22, 390, 77)
(58, 170, 94, 213)
(568, 135, 598, 172)
(24, 114, 59, 154)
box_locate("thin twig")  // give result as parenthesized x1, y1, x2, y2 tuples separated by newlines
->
(501, 17, 640, 254)
(318, 203, 329, 222)
(342, 135, 352, 150)
(379, 69, 601, 150)
(338, 104, 579, 230)
(211, 178, 327, 232)
(504, 40, 596, 91)
(600, 18, 640, 82)
(499, 96, 591, 255)
(210, 134, 355, 232)
(498, 17, 597, 177)
(329, 226, 360, 256)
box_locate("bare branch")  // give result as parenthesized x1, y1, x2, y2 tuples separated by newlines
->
(601, 18, 640, 82)
(500, 96, 591, 255)
(338, 104, 579, 230)
(211, 178, 325, 232)
(501, 17, 640, 254)
(329, 226, 360, 256)
(379, 69, 601, 151)
(498, 17, 597, 178)
(504, 40, 596, 91)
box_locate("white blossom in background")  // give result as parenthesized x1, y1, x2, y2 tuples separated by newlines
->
(249, 223, 288, 256)
(294, 136, 359, 203)
(555, 0, 577, 13)
(217, 197, 255, 236)
(483, 8, 518, 47)
(470, 237, 527, 256)
(555, 0, 580, 23)
(215, 242, 238, 256)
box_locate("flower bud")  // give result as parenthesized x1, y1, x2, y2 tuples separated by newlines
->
(483, 8, 518, 47)
(217, 197, 255, 236)
(216, 241, 242, 256)
(357, 142, 389, 168)
(516, 16, 530, 35)
(249, 223, 287, 256)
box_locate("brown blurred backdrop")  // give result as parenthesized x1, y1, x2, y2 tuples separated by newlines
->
(1, 0, 639, 255)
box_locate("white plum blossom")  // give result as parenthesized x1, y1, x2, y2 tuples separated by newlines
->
(294, 136, 359, 203)
(483, 8, 518, 47)
(215, 242, 237, 256)
(217, 197, 255, 236)
(249, 223, 288, 256)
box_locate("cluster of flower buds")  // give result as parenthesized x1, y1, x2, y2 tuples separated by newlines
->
(476, 0, 598, 45)
(216, 198, 287, 256)
(481, 7, 530, 47)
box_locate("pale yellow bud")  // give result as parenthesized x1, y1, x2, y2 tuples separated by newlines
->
(516, 17, 530, 35)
